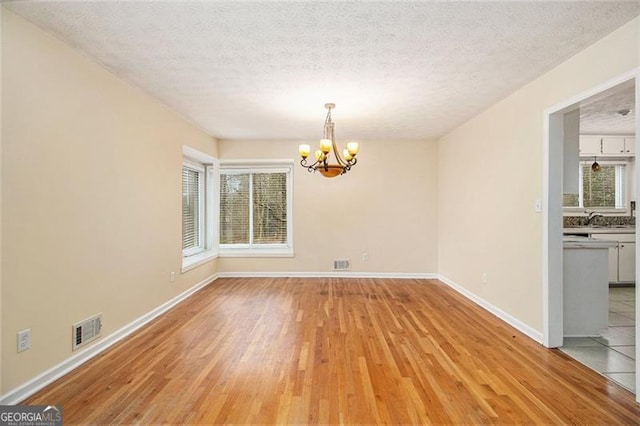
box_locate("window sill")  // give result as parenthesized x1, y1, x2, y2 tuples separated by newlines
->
(219, 247, 294, 258)
(181, 250, 218, 273)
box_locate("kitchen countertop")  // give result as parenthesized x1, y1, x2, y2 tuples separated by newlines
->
(563, 235, 618, 249)
(563, 226, 635, 235)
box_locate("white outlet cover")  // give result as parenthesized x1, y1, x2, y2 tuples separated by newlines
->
(17, 329, 31, 353)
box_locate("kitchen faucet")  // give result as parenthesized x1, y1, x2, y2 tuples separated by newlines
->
(586, 211, 603, 226)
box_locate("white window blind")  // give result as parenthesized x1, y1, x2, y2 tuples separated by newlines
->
(219, 171, 288, 245)
(182, 163, 204, 254)
(578, 161, 627, 210)
(615, 164, 625, 209)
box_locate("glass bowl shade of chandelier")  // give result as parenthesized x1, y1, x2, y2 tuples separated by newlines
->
(298, 103, 359, 178)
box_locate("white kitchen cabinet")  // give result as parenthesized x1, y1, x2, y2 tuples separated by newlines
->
(579, 136, 601, 156)
(618, 242, 636, 282)
(591, 233, 635, 283)
(606, 243, 619, 283)
(624, 137, 635, 154)
(579, 135, 635, 157)
(601, 136, 626, 155)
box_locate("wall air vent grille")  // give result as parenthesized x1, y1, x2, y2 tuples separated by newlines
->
(333, 259, 350, 271)
(72, 313, 103, 351)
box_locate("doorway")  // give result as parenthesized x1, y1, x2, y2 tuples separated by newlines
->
(544, 71, 639, 399)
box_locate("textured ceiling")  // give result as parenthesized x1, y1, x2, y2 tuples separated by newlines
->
(580, 80, 635, 135)
(5, 1, 640, 141)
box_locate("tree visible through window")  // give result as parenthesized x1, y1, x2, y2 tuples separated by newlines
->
(582, 164, 617, 208)
(220, 171, 288, 245)
(564, 161, 627, 210)
(253, 173, 287, 243)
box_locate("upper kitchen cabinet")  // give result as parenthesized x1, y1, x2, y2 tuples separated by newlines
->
(579, 136, 601, 156)
(579, 135, 635, 157)
(601, 136, 625, 154)
(624, 137, 635, 154)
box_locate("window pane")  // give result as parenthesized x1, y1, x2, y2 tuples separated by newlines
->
(563, 194, 579, 207)
(252, 173, 287, 244)
(582, 164, 617, 208)
(182, 167, 200, 250)
(220, 174, 250, 244)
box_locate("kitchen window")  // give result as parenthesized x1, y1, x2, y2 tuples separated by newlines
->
(219, 160, 293, 257)
(564, 160, 631, 212)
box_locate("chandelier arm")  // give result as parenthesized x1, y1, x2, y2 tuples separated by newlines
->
(333, 140, 346, 167)
(301, 158, 323, 173)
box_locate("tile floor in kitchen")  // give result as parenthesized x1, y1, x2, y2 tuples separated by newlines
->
(560, 287, 636, 392)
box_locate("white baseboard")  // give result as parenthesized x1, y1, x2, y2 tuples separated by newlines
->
(0, 273, 219, 405)
(216, 271, 438, 279)
(438, 274, 543, 344)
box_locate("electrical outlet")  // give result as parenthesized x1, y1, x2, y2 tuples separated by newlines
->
(17, 329, 31, 353)
(170, 271, 176, 283)
(362, 252, 369, 262)
(482, 272, 488, 284)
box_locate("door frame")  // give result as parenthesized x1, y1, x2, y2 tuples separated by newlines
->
(542, 68, 639, 400)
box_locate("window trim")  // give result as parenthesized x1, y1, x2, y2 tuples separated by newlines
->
(181, 146, 219, 272)
(219, 159, 294, 258)
(564, 159, 632, 215)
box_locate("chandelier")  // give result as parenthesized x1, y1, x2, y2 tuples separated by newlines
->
(298, 103, 359, 178)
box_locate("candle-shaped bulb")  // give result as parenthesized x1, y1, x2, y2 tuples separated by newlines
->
(346, 141, 359, 156)
(343, 148, 353, 161)
(319, 139, 332, 154)
(298, 144, 310, 158)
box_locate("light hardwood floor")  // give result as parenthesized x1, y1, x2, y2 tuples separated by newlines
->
(25, 277, 640, 424)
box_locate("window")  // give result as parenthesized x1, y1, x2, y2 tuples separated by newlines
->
(564, 160, 630, 211)
(181, 146, 218, 272)
(219, 161, 293, 257)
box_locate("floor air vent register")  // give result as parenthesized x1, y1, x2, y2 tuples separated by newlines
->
(72, 313, 103, 351)
(333, 259, 350, 271)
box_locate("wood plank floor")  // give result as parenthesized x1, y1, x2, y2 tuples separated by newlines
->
(25, 277, 640, 424)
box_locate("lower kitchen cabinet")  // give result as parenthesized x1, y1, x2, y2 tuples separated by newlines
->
(592, 233, 635, 284)
(618, 241, 636, 282)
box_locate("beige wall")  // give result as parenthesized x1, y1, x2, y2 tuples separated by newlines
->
(218, 139, 438, 275)
(1, 10, 218, 392)
(438, 17, 639, 332)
